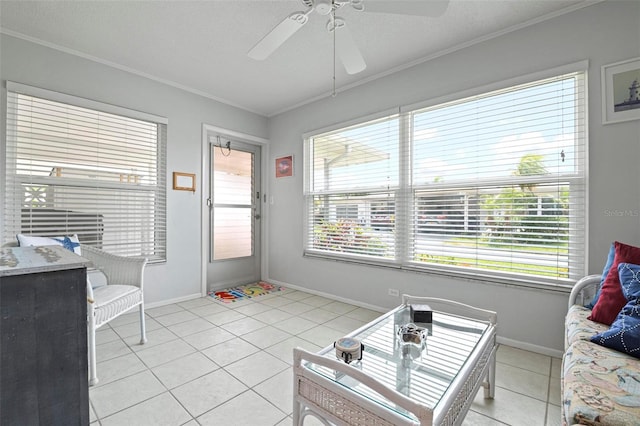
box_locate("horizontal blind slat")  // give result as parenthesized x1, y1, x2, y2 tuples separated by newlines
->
(4, 87, 167, 260)
(304, 69, 586, 284)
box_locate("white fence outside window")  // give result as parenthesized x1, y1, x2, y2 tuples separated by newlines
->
(304, 63, 587, 288)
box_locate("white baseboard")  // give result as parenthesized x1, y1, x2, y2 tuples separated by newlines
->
(145, 293, 202, 309)
(267, 278, 387, 313)
(152, 279, 564, 358)
(269, 277, 564, 358)
(207, 279, 261, 293)
(496, 336, 563, 358)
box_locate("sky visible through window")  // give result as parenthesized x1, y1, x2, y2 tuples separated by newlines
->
(14, 95, 158, 183)
(316, 77, 578, 190)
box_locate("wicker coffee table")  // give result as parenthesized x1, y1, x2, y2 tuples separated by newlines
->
(293, 296, 497, 426)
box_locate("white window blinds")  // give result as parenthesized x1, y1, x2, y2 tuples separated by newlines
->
(305, 66, 587, 287)
(305, 115, 400, 260)
(4, 82, 167, 261)
(409, 72, 586, 284)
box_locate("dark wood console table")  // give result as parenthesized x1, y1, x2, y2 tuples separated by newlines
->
(0, 245, 91, 425)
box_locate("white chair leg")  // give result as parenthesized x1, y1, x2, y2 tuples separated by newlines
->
(88, 321, 98, 386)
(139, 303, 147, 345)
(293, 399, 300, 426)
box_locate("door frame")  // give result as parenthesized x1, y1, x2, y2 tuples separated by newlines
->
(200, 124, 270, 297)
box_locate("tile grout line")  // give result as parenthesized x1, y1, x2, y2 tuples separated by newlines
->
(174, 300, 294, 424)
(99, 299, 296, 424)
(95, 304, 226, 422)
(544, 354, 554, 425)
(91, 293, 557, 425)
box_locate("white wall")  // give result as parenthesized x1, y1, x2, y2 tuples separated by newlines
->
(1, 1, 639, 355)
(0, 34, 268, 305)
(267, 1, 640, 354)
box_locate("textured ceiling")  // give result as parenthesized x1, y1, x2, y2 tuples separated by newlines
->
(0, 0, 596, 116)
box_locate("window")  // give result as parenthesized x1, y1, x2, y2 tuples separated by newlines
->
(305, 64, 587, 287)
(3, 82, 167, 261)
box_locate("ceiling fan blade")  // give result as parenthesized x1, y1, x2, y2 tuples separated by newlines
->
(335, 19, 366, 75)
(248, 12, 309, 60)
(363, 0, 449, 17)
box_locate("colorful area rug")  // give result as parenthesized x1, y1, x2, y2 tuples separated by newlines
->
(209, 281, 284, 303)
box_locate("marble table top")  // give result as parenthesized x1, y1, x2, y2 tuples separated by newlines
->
(0, 245, 90, 277)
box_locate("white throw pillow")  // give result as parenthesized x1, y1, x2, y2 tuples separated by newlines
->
(17, 233, 91, 288)
(17, 233, 82, 255)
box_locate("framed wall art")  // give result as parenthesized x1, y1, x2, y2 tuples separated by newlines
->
(275, 155, 293, 178)
(602, 57, 640, 124)
(173, 172, 196, 191)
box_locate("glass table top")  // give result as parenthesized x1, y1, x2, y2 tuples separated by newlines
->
(305, 305, 490, 421)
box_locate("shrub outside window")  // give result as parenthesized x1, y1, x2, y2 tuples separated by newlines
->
(304, 65, 586, 287)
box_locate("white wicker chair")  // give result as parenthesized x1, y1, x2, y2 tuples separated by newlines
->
(4, 240, 148, 386)
(81, 245, 147, 386)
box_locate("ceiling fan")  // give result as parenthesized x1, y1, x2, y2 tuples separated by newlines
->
(248, 0, 449, 75)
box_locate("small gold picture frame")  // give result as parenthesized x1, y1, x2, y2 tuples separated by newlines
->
(173, 172, 196, 192)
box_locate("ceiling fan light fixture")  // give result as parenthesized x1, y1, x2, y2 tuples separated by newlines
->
(326, 16, 344, 33)
(350, 0, 364, 12)
(315, 0, 333, 15)
(248, 0, 450, 74)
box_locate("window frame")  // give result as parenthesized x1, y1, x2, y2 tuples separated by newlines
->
(303, 61, 588, 290)
(3, 81, 168, 262)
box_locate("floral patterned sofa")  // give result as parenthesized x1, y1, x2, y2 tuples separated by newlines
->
(564, 274, 640, 425)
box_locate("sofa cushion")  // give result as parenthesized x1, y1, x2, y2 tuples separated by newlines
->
(591, 263, 640, 359)
(586, 243, 616, 309)
(91, 285, 143, 328)
(589, 242, 640, 326)
(563, 339, 640, 425)
(566, 305, 609, 348)
(92, 285, 139, 308)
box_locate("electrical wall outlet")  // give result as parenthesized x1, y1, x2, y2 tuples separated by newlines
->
(388, 288, 399, 297)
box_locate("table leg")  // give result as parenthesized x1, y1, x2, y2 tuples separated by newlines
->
(484, 348, 496, 399)
(300, 408, 332, 426)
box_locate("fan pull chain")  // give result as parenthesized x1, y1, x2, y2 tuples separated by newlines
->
(332, 7, 336, 97)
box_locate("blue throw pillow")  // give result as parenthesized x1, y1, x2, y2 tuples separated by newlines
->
(16, 233, 82, 255)
(591, 262, 640, 358)
(585, 243, 616, 309)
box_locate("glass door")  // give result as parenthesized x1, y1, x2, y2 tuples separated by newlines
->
(207, 138, 261, 289)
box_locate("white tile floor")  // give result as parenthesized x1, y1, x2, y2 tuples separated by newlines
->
(89, 288, 562, 425)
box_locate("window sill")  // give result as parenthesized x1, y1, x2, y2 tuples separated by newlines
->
(303, 250, 575, 294)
